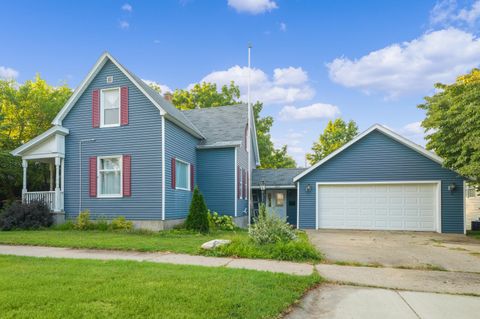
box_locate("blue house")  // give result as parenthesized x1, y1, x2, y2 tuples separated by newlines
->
(11, 53, 467, 234)
(11, 53, 260, 230)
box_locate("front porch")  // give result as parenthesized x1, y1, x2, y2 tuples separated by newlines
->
(11, 126, 68, 218)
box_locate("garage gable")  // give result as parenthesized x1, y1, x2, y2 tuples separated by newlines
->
(295, 125, 465, 233)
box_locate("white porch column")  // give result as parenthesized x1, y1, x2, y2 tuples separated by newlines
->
(22, 159, 28, 201)
(54, 157, 61, 212)
(49, 163, 54, 191)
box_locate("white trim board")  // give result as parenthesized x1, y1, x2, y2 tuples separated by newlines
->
(314, 181, 442, 233)
(293, 124, 443, 182)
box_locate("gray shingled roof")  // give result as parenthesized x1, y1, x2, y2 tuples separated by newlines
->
(182, 104, 248, 147)
(252, 168, 306, 187)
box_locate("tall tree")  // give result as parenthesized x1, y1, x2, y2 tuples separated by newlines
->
(171, 81, 240, 110)
(153, 81, 296, 168)
(418, 68, 480, 184)
(0, 75, 72, 203)
(306, 119, 358, 165)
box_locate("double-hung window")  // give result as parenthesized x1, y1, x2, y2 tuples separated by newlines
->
(98, 156, 122, 197)
(175, 159, 190, 190)
(101, 88, 120, 127)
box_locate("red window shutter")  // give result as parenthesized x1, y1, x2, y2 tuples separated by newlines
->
(123, 155, 131, 196)
(89, 157, 97, 197)
(92, 89, 100, 128)
(190, 164, 194, 191)
(243, 169, 246, 199)
(171, 158, 176, 189)
(121, 86, 129, 126)
(237, 166, 241, 199)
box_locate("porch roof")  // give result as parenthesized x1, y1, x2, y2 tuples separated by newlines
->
(251, 168, 306, 189)
(10, 126, 69, 159)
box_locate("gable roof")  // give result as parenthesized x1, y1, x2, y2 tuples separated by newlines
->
(183, 104, 261, 165)
(293, 124, 443, 182)
(52, 52, 204, 139)
(252, 168, 306, 188)
(10, 126, 69, 157)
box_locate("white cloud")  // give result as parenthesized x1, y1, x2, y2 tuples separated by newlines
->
(119, 20, 130, 29)
(279, 22, 287, 32)
(279, 103, 340, 121)
(327, 28, 480, 97)
(227, 0, 278, 14)
(142, 79, 173, 94)
(431, 0, 480, 26)
(0, 66, 18, 79)
(403, 121, 423, 135)
(193, 65, 314, 104)
(121, 3, 133, 12)
(273, 67, 307, 85)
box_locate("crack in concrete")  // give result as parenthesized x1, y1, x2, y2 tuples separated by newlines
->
(396, 291, 422, 319)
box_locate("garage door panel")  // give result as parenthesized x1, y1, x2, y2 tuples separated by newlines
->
(318, 183, 437, 231)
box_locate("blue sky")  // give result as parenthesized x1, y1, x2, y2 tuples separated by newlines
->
(2, 0, 480, 166)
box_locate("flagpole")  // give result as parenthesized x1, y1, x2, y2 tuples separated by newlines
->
(247, 44, 252, 226)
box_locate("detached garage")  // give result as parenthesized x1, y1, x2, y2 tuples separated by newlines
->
(294, 125, 466, 234)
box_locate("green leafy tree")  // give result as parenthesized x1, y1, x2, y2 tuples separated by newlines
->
(0, 75, 72, 203)
(306, 119, 358, 165)
(418, 69, 480, 184)
(171, 81, 240, 110)
(185, 187, 210, 233)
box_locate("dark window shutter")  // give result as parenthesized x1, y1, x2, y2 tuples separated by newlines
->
(123, 155, 131, 196)
(190, 164, 194, 191)
(92, 89, 100, 128)
(89, 157, 97, 197)
(243, 169, 246, 199)
(120, 86, 129, 126)
(171, 158, 176, 189)
(237, 165, 241, 199)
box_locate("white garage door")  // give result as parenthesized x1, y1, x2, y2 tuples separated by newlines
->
(317, 183, 438, 231)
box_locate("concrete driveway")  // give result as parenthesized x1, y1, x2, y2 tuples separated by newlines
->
(308, 230, 480, 272)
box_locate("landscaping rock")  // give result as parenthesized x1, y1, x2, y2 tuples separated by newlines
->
(201, 239, 231, 250)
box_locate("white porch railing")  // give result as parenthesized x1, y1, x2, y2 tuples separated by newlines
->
(23, 191, 58, 211)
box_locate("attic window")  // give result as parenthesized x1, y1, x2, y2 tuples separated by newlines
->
(106, 76, 113, 84)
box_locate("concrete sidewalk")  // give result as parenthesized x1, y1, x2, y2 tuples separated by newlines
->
(0, 245, 314, 276)
(316, 264, 480, 295)
(284, 284, 480, 319)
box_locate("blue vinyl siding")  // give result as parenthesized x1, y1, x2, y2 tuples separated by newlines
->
(237, 141, 248, 216)
(297, 130, 465, 233)
(63, 60, 163, 220)
(197, 148, 236, 216)
(165, 119, 199, 220)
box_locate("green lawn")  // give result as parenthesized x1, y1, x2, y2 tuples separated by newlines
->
(0, 255, 320, 319)
(467, 230, 480, 239)
(0, 229, 322, 262)
(0, 229, 240, 254)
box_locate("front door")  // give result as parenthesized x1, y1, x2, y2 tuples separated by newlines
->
(266, 190, 287, 219)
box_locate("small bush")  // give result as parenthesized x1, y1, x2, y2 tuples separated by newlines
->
(95, 218, 109, 231)
(110, 216, 133, 231)
(185, 187, 209, 233)
(249, 204, 296, 245)
(208, 211, 235, 231)
(51, 220, 75, 230)
(0, 200, 53, 230)
(74, 210, 93, 230)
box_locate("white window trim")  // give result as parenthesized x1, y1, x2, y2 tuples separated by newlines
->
(97, 155, 123, 198)
(100, 87, 121, 128)
(175, 158, 191, 191)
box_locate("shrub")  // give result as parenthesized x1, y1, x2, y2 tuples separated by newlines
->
(0, 200, 53, 230)
(95, 218, 109, 231)
(110, 216, 133, 231)
(249, 203, 296, 245)
(185, 187, 209, 233)
(208, 211, 235, 231)
(74, 210, 93, 230)
(51, 220, 75, 230)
